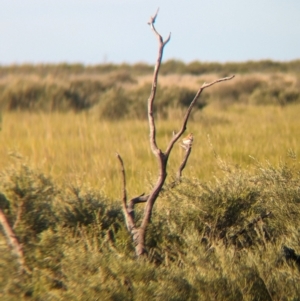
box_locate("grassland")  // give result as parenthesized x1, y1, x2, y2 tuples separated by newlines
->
(1, 63, 300, 299)
(1, 101, 299, 200)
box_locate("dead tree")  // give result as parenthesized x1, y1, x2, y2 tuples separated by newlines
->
(116, 9, 234, 257)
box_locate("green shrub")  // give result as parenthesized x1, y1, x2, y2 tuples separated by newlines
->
(0, 163, 57, 242)
(156, 86, 207, 118)
(0, 80, 85, 112)
(160, 59, 186, 75)
(0, 81, 47, 111)
(98, 87, 130, 120)
(250, 86, 300, 106)
(0, 77, 115, 113)
(128, 84, 206, 119)
(1, 159, 300, 299)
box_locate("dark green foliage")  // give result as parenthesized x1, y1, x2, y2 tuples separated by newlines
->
(98, 87, 130, 120)
(64, 79, 106, 111)
(0, 164, 57, 243)
(0, 78, 112, 112)
(249, 85, 300, 106)
(1, 159, 300, 299)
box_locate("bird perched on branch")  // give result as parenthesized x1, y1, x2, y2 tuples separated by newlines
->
(181, 133, 193, 149)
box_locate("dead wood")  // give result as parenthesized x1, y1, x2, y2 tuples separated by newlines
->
(117, 9, 234, 256)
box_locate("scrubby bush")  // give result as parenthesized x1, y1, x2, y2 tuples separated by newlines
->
(1, 62, 300, 116)
(0, 80, 50, 111)
(0, 77, 115, 112)
(126, 84, 207, 119)
(0, 69, 137, 113)
(96, 84, 207, 120)
(250, 86, 300, 106)
(160, 59, 187, 75)
(1, 157, 300, 299)
(200, 75, 264, 105)
(98, 87, 130, 120)
(155, 86, 207, 118)
(0, 163, 57, 241)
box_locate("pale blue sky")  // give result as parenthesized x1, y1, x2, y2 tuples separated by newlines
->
(1, 0, 300, 65)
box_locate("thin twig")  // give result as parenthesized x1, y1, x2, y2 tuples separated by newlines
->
(115, 153, 127, 209)
(116, 153, 133, 231)
(147, 7, 159, 25)
(176, 144, 192, 180)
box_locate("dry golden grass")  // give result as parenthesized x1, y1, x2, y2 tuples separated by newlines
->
(130, 71, 298, 89)
(1, 103, 299, 200)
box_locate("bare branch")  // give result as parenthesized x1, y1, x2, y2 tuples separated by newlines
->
(147, 9, 171, 155)
(147, 8, 159, 25)
(176, 144, 193, 180)
(165, 75, 235, 155)
(128, 193, 149, 212)
(128, 193, 149, 221)
(116, 153, 127, 209)
(0, 208, 30, 274)
(116, 153, 135, 231)
(201, 75, 235, 89)
(116, 153, 148, 235)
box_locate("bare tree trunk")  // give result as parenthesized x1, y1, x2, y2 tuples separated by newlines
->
(116, 9, 235, 257)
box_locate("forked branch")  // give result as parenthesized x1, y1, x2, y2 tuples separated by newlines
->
(116, 153, 148, 231)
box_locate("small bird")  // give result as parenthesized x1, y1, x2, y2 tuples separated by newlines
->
(181, 133, 193, 149)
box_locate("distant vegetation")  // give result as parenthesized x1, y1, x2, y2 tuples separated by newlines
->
(1, 59, 300, 76)
(0, 60, 300, 118)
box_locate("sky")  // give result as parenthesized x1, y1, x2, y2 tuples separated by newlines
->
(1, 0, 300, 65)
